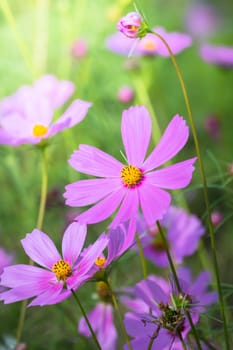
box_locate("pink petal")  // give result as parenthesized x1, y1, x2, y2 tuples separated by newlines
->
(28, 283, 65, 306)
(154, 27, 192, 56)
(54, 99, 92, 128)
(69, 144, 123, 177)
(106, 32, 139, 56)
(47, 118, 71, 137)
(109, 189, 139, 228)
(121, 106, 151, 166)
(146, 158, 197, 189)
(62, 222, 87, 264)
(75, 188, 126, 225)
(64, 178, 122, 207)
(139, 183, 171, 226)
(143, 115, 189, 171)
(135, 279, 167, 311)
(21, 229, 61, 269)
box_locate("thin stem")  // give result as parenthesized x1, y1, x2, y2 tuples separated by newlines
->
(178, 331, 188, 350)
(0, 0, 37, 77)
(16, 147, 48, 344)
(135, 233, 148, 278)
(71, 289, 102, 350)
(156, 221, 202, 350)
(106, 279, 133, 350)
(152, 30, 230, 350)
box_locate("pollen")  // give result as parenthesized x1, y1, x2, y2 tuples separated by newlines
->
(121, 165, 144, 188)
(33, 124, 48, 137)
(52, 259, 72, 281)
(95, 256, 106, 268)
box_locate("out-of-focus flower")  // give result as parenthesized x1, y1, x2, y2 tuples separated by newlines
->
(200, 44, 233, 68)
(123, 268, 217, 349)
(64, 105, 196, 228)
(227, 162, 233, 175)
(117, 86, 134, 103)
(211, 211, 223, 226)
(184, 3, 220, 40)
(0, 75, 92, 146)
(78, 302, 117, 350)
(136, 206, 205, 268)
(71, 39, 88, 59)
(106, 27, 192, 57)
(204, 114, 221, 141)
(0, 222, 108, 306)
(117, 12, 147, 39)
(0, 247, 14, 291)
(46, 187, 64, 208)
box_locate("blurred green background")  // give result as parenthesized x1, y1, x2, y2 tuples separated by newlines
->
(0, 0, 233, 348)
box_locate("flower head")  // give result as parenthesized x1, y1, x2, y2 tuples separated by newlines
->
(199, 44, 233, 68)
(136, 206, 205, 267)
(0, 74, 92, 146)
(64, 105, 196, 228)
(117, 12, 147, 39)
(0, 223, 108, 306)
(123, 268, 217, 349)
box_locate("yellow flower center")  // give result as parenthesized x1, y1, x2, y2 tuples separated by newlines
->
(33, 124, 48, 137)
(97, 281, 112, 302)
(95, 256, 106, 268)
(141, 38, 157, 52)
(121, 165, 144, 188)
(52, 259, 72, 281)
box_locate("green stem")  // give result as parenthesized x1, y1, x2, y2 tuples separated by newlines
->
(0, 0, 37, 77)
(152, 30, 230, 350)
(156, 221, 202, 350)
(16, 147, 48, 344)
(178, 331, 188, 350)
(135, 233, 148, 278)
(71, 289, 102, 350)
(106, 279, 133, 350)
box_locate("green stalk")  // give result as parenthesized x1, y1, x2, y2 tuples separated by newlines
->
(156, 221, 202, 350)
(135, 233, 148, 278)
(152, 30, 230, 350)
(71, 289, 102, 350)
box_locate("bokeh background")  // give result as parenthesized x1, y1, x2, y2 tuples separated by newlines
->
(0, 0, 233, 348)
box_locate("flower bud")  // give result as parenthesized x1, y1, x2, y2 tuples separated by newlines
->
(117, 12, 148, 38)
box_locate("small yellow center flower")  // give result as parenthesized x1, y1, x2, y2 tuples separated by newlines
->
(33, 124, 48, 137)
(95, 256, 106, 268)
(52, 259, 72, 281)
(121, 165, 144, 188)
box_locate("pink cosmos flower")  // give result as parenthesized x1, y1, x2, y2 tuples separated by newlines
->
(0, 74, 92, 146)
(78, 302, 117, 350)
(106, 27, 192, 57)
(0, 247, 13, 292)
(0, 222, 108, 306)
(117, 12, 143, 39)
(64, 105, 196, 228)
(136, 206, 205, 267)
(199, 44, 233, 68)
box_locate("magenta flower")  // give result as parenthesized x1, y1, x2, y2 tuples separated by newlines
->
(117, 86, 134, 103)
(0, 247, 13, 292)
(117, 12, 144, 39)
(124, 268, 217, 349)
(106, 27, 192, 57)
(136, 206, 205, 267)
(0, 223, 108, 306)
(64, 105, 196, 228)
(78, 302, 117, 350)
(0, 74, 92, 146)
(199, 44, 233, 68)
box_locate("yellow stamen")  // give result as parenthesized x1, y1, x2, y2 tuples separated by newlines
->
(121, 165, 144, 188)
(95, 256, 106, 268)
(142, 38, 157, 51)
(33, 124, 48, 137)
(52, 259, 71, 281)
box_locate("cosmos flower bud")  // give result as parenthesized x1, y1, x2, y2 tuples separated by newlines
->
(117, 12, 148, 38)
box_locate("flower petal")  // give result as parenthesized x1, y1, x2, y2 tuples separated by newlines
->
(121, 106, 151, 166)
(146, 158, 197, 189)
(64, 178, 122, 207)
(28, 283, 68, 306)
(68, 144, 123, 177)
(62, 222, 87, 264)
(135, 279, 167, 312)
(139, 183, 171, 226)
(21, 229, 61, 269)
(75, 188, 126, 225)
(143, 115, 189, 171)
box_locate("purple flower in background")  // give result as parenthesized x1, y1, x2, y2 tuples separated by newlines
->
(0, 74, 92, 146)
(78, 302, 117, 350)
(136, 206, 205, 268)
(117, 12, 144, 39)
(124, 268, 217, 349)
(211, 210, 223, 227)
(0, 223, 108, 306)
(64, 105, 196, 228)
(0, 247, 13, 292)
(199, 44, 233, 68)
(204, 114, 221, 141)
(106, 27, 192, 57)
(71, 39, 88, 59)
(117, 86, 134, 103)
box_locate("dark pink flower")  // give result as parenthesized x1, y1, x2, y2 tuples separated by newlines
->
(117, 12, 144, 39)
